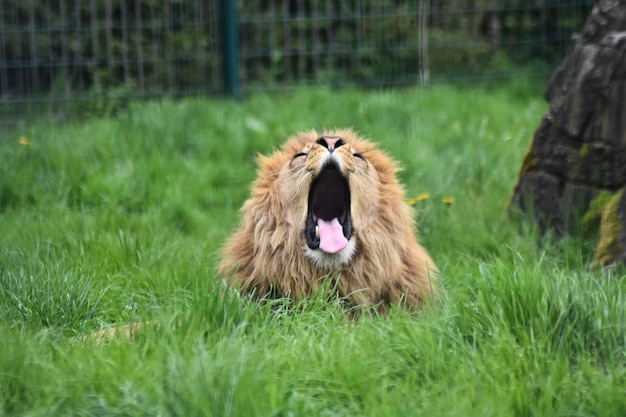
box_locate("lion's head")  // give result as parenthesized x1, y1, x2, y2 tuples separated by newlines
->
(220, 129, 437, 311)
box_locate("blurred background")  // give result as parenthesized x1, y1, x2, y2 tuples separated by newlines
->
(0, 0, 593, 124)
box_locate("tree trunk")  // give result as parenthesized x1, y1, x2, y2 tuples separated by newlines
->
(510, 0, 626, 267)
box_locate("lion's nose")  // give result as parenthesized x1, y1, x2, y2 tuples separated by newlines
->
(316, 136, 344, 152)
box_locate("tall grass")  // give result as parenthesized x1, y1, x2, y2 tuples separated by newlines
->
(1, 81, 624, 416)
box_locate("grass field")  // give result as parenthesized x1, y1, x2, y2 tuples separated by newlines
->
(1, 81, 625, 416)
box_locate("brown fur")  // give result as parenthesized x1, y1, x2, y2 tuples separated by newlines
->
(220, 129, 437, 311)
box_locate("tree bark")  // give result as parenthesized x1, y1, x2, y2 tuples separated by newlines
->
(510, 0, 626, 267)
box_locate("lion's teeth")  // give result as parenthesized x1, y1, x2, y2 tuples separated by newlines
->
(315, 225, 320, 238)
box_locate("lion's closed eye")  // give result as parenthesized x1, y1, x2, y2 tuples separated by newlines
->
(353, 152, 368, 170)
(290, 152, 308, 167)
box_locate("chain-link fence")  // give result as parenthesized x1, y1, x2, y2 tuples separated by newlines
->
(0, 0, 594, 124)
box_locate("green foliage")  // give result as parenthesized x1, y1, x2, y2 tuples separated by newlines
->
(499, 0, 594, 63)
(428, 29, 493, 75)
(0, 1, 218, 106)
(1, 83, 625, 416)
(1, 0, 594, 118)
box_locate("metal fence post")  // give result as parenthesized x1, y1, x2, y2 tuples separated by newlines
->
(220, 0, 241, 100)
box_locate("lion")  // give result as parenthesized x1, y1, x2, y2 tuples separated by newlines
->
(76, 129, 437, 343)
(220, 129, 438, 312)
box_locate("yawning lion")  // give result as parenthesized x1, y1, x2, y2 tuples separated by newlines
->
(220, 129, 438, 311)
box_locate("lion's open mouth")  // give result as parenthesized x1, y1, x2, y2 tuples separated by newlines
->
(305, 162, 353, 254)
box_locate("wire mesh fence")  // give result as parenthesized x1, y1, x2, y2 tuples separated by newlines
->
(0, 0, 594, 124)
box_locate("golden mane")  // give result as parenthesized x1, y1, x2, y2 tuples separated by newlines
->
(220, 129, 437, 311)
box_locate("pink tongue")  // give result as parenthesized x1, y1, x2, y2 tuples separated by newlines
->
(317, 218, 348, 254)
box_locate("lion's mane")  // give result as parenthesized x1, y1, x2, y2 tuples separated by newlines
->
(220, 129, 437, 311)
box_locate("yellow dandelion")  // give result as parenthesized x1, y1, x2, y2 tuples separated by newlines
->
(442, 197, 455, 205)
(409, 192, 430, 206)
(18, 136, 32, 147)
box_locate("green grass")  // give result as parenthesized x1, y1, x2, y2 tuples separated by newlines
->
(1, 81, 625, 416)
